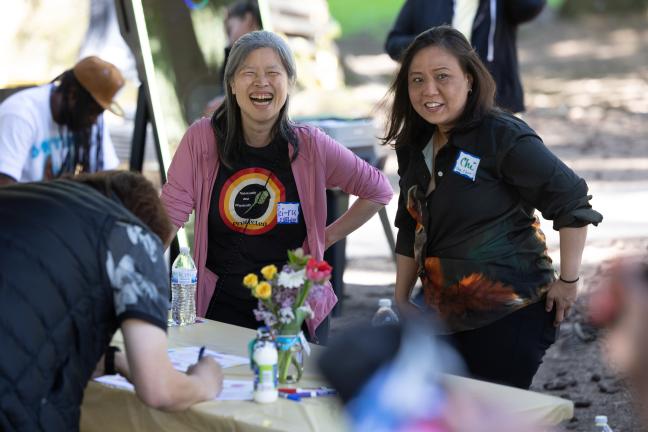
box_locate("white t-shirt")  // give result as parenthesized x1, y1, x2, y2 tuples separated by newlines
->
(0, 84, 119, 182)
(452, 0, 480, 42)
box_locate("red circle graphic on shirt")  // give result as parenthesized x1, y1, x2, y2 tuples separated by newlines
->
(218, 167, 285, 235)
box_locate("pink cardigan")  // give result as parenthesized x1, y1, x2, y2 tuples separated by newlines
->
(161, 118, 393, 335)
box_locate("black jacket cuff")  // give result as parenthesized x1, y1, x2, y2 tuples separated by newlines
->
(395, 228, 415, 257)
(553, 207, 603, 231)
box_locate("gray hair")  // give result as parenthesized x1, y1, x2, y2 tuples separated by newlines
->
(212, 30, 298, 168)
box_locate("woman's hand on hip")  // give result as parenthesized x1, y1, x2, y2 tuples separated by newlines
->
(545, 279, 578, 327)
(324, 227, 340, 251)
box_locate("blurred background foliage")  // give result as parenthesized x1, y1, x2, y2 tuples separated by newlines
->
(327, 0, 647, 43)
(327, 0, 402, 40)
(558, 0, 648, 16)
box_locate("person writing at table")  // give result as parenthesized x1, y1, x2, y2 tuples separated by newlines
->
(383, 26, 602, 389)
(161, 30, 393, 344)
(0, 171, 222, 431)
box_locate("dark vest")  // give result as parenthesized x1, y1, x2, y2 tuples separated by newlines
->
(0, 180, 147, 431)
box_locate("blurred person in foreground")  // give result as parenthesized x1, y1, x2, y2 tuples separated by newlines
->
(0, 171, 222, 431)
(0, 56, 123, 185)
(204, 0, 263, 115)
(319, 320, 554, 432)
(161, 30, 392, 344)
(384, 26, 602, 389)
(384, 0, 545, 113)
(589, 255, 648, 425)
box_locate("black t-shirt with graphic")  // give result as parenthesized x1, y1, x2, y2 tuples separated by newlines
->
(205, 137, 307, 313)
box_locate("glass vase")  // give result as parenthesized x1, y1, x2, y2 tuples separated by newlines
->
(275, 334, 304, 384)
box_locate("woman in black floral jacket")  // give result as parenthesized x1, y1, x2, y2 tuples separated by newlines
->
(383, 26, 602, 388)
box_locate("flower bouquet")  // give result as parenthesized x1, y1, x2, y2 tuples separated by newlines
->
(243, 248, 332, 383)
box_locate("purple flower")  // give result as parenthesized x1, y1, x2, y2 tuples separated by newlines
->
(307, 283, 328, 303)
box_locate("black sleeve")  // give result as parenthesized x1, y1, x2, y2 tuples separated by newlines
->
(501, 135, 603, 230)
(395, 199, 416, 257)
(503, 0, 546, 25)
(384, 0, 418, 61)
(394, 146, 416, 257)
(105, 222, 170, 330)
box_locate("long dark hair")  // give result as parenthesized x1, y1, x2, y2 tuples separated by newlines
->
(382, 25, 497, 149)
(52, 70, 104, 175)
(211, 31, 297, 169)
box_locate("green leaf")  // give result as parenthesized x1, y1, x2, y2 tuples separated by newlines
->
(287, 248, 309, 269)
(242, 191, 270, 215)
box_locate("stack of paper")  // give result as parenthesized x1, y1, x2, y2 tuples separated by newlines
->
(94, 346, 253, 401)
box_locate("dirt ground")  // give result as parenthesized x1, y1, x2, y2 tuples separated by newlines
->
(329, 10, 648, 432)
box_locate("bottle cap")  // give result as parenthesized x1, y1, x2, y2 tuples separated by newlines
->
(256, 326, 272, 338)
(180, 246, 190, 255)
(379, 298, 392, 308)
(595, 415, 608, 425)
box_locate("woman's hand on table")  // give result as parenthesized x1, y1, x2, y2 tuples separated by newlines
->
(545, 279, 578, 327)
(187, 357, 224, 399)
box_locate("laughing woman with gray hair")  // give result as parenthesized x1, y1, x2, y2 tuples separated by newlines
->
(161, 31, 393, 344)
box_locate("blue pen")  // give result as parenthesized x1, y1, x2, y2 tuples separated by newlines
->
(292, 389, 337, 398)
(279, 392, 302, 401)
(197, 346, 205, 361)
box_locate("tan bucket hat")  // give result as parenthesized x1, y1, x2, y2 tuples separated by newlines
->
(73, 56, 125, 116)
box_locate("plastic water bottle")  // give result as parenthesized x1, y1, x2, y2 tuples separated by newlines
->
(171, 246, 197, 326)
(252, 328, 278, 403)
(594, 415, 614, 431)
(371, 298, 399, 326)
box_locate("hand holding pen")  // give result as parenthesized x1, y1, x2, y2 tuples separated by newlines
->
(186, 345, 223, 398)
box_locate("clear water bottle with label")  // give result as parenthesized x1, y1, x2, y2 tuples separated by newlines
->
(171, 246, 197, 326)
(371, 298, 399, 326)
(594, 415, 614, 431)
(252, 328, 278, 403)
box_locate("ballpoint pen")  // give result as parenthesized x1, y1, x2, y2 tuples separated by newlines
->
(292, 389, 337, 398)
(279, 392, 302, 401)
(278, 388, 337, 398)
(197, 346, 206, 361)
(278, 386, 334, 393)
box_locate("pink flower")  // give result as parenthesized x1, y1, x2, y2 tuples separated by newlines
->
(305, 258, 332, 283)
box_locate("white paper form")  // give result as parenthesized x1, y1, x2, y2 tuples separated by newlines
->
(166, 346, 249, 371)
(94, 346, 253, 401)
(94, 376, 254, 401)
(214, 380, 254, 401)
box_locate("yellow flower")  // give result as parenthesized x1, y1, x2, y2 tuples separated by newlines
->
(254, 282, 272, 299)
(261, 264, 278, 280)
(243, 273, 258, 289)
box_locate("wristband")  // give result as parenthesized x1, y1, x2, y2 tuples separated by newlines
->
(559, 275, 579, 284)
(104, 346, 121, 375)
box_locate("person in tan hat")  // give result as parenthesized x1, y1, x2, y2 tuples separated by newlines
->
(0, 56, 124, 185)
